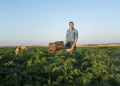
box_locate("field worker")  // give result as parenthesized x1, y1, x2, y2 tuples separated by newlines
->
(15, 45, 30, 55)
(65, 21, 78, 55)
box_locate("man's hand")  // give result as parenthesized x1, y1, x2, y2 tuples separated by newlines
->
(65, 38, 67, 45)
(64, 43, 67, 47)
(72, 43, 76, 49)
(72, 38, 78, 49)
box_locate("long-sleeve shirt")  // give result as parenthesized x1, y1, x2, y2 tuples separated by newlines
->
(66, 28, 78, 42)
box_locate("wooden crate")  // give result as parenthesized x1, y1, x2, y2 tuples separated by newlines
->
(55, 41, 64, 50)
(57, 45, 64, 50)
(49, 42, 57, 51)
(49, 46, 57, 51)
(49, 42, 56, 46)
(49, 41, 64, 50)
(55, 41, 64, 44)
(48, 41, 65, 54)
(48, 49, 56, 54)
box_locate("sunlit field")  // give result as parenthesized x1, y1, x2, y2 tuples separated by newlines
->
(0, 46, 120, 86)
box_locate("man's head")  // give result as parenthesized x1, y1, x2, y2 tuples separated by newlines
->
(69, 21, 74, 29)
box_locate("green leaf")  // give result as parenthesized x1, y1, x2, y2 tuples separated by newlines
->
(116, 76, 120, 85)
(52, 82, 57, 86)
(44, 84, 47, 86)
(48, 79, 51, 86)
(102, 75, 109, 81)
(109, 73, 115, 78)
(52, 67, 59, 72)
(100, 81, 111, 86)
(101, 69, 108, 74)
(22, 69, 27, 76)
(85, 67, 92, 72)
(63, 76, 68, 82)
(14, 73, 17, 77)
(36, 81, 41, 86)
(82, 62, 88, 66)
(82, 77, 92, 86)
(56, 76, 63, 85)
(68, 75, 73, 79)
(82, 56, 90, 61)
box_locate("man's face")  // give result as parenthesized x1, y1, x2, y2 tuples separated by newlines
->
(69, 23, 74, 29)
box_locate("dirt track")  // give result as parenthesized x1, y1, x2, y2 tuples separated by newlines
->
(1, 44, 120, 48)
(77, 44, 120, 47)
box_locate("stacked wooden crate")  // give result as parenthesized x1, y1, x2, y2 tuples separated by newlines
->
(48, 41, 64, 54)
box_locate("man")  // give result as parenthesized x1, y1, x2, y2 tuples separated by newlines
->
(65, 22, 78, 55)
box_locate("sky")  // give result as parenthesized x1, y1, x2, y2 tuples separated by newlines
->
(0, 0, 120, 46)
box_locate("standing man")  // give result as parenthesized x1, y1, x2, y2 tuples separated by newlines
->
(65, 22, 78, 55)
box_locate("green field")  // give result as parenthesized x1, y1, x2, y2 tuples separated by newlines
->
(0, 47, 120, 86)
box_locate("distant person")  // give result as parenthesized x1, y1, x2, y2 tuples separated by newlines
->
(65, 22, 78, 55)
(15, 45, 30, 55)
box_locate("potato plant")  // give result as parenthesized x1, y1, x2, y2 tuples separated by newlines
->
(0, 47, 120, 86)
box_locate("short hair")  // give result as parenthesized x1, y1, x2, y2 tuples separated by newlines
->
(69, 21, 74, 25)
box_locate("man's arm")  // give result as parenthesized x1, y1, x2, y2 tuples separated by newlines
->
(74, 37, 78, 45)
(65, 37, 67, 44)
(65, 30, 68, 44)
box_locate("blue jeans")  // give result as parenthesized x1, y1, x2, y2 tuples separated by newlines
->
(65, 42, 76, 55)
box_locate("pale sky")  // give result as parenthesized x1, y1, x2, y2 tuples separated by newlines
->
(0, 0, 120, 46)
